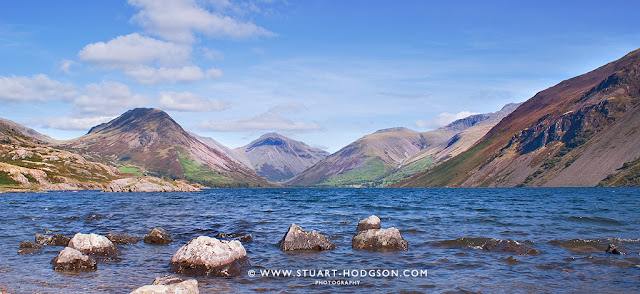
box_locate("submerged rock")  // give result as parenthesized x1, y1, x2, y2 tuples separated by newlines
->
(356, 215, 381, 232)
(18, 241, 44, 255)
(130, 275, 199, 294)
(69, 233, 118, 256)
(277, 224, 335, 251)
(51, 247, 97, 272)
(481, 239, 539, 255)
(107, 233, 143, 245)
(35, 233, 70, 246)
(170, 236, 249, 277)
(352, 227, 408, 251)
(216, 232, 253, 243)
(144, 228, 172, 245)
(606, 244, 625, 255)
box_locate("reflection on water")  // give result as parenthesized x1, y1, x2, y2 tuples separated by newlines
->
(0, 187, 639, 293)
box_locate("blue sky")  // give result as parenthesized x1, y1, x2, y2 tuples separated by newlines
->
(1, 0, 639, 152)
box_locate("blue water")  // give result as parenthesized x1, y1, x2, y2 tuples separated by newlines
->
(0, 188, 639, 293)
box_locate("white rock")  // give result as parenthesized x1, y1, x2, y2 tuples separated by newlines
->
(170, 236, 249, 276)
(69, 233, 118, 256)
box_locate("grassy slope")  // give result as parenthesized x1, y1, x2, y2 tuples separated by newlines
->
(319, 158, 391, 187)
(599, 157, 640, 186)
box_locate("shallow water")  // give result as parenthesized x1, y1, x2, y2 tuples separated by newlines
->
(0, 188, 639, 293)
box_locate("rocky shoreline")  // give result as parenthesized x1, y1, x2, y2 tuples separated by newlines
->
(14, 214, 634, 293)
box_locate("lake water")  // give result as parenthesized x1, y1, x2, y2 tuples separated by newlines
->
(0, 188, 639, 293)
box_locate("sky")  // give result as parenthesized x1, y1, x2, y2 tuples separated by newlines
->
(1, 0, 639, 153)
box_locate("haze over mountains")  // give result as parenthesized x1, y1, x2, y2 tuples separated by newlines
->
(2, 48, 640, 190)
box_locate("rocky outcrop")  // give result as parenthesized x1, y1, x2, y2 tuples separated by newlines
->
(107, 233, 143, 245)
(606, 244, 625, 255)
(68, 233, 118, 257)
(277, 224, 335, 251)
(144, 228, 172, 245)
(356, 215, 381, 231)
(352, 227, 408, 251)
(130, 275, 199, 294)
(51, 247, 97, 272)
(103, 177, 202, 193)
(170, 236, 249, 277)
(481, 239, 539, 255)
(18, 241, 44, 254)
(35, 233, 70, 246)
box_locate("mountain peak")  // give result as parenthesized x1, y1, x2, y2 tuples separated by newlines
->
(87, 108, 176, 135)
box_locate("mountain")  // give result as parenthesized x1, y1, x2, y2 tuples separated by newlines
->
(1, 118, 122, 192)
(61, 108, 273, 188)
(396, 48, 640, 187)
(190, 132, 253, 169)
(377, 103, 520, 185)
(234, 133, 330, 182)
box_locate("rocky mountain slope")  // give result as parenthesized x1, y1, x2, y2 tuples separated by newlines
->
(0, 119, 123, 192)
(60, 108, 274, 188)
(396, 48, 640, 187)
(234, 133, 330, 182)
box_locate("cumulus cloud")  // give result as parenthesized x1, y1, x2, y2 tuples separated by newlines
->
(0, 74, 76, 102)
(78, 33, 190, 67)
(199, 111, 321, 132)
(123, 65, 222, 85)
(415, 111, 479, 129)
(128, 0, 275, 43)
(158, 91, 229, 112)
(30, 116, 114, 131)
(58, 59, 78, 75)
(73, 81, 150, 116)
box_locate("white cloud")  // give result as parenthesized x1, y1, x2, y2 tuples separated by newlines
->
(78, 33, 190, 67)
(128, 0, 275, 43)
(30, 116, 114, 131)
(58, 59, 78, 75)
(0, 74, 76, 102)
(73, 81, 150, 116)
(158, 91, 229, 112)
(123, 65, 221, 85)
(415, 111, 479, 129)
(199, 111, 321, 132)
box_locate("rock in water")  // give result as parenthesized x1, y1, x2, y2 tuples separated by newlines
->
(481, 239, 539, 255)
(68, 233, 118, 256)
(18, 241, 44, 254)
(356, 215, 381, 232)
(144, 228, 172, 245)
(352, 227, 408, 251)
(170, 236, 249, 277)
(277, 223, 336, 251)
(107, 233, 143, 245)
(606, 244, 625, 255)
(35, 233, 70, 246)
(50, 247, 97, 272)
(130, 275, 199, 294)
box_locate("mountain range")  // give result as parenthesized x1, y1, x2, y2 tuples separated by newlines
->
(2, 48, 640, 190)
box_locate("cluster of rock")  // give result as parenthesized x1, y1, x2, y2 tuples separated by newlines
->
(103, 177, 202, 193)
(274, 215, 409, 253)
(352, 215, 409, 251)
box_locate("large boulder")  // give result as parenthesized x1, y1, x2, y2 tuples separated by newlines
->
(107, 233, 143, 245)
(356, 215, 381, 232)
(352, 227, 408, 251)
(35, 233, 71, 246)
(51, 247, 97, 272)
(69, 233, 118, 256)
(130, 275, 199, 294)
(277, 224, 335, 251)
(170, 236, 249, 277)
(18, 241, 44, 255)
(481, 239, 539, 255)
(144, 228, 172, 245)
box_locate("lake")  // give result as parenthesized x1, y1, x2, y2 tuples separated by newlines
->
(0, 188, 639, 293)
